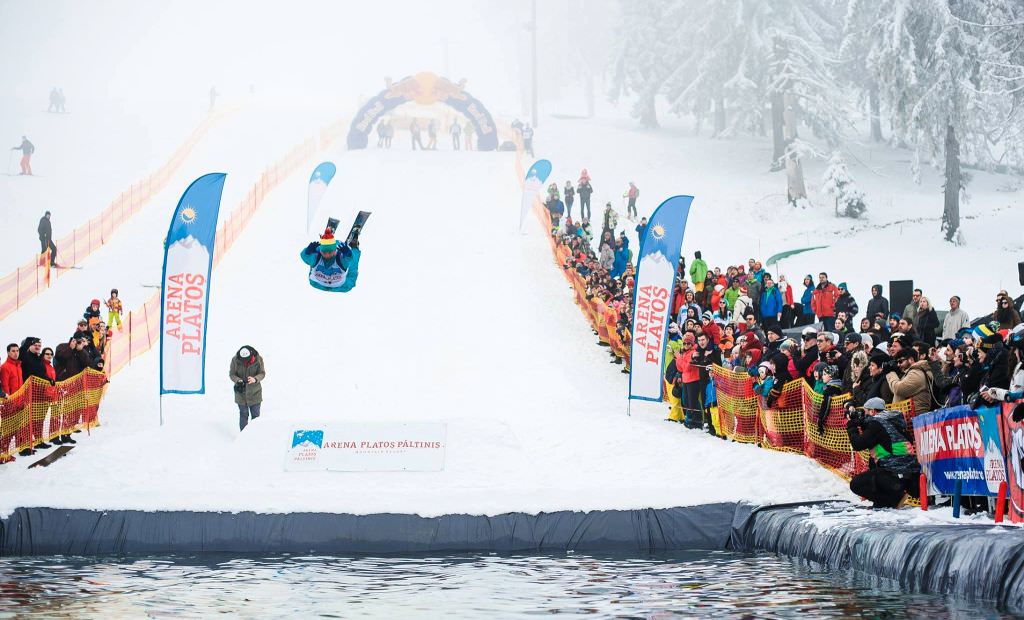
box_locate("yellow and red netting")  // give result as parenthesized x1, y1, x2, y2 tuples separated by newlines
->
(0, 370, 107, 462)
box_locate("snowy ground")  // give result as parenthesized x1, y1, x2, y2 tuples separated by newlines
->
(0, 96, 211, 273)
(0, 97, 345, 348)
(539, 113, 1024, 321)
(0, 141, 854, 517)
(7, 105, 1016, 518)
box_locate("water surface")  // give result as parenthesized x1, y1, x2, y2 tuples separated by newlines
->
(0, 551, 1009, 618)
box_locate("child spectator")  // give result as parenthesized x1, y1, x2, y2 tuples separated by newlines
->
(106, 289, 123, 332)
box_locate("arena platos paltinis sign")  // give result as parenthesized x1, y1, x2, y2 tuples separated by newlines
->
(628, 196, 693, 402)
(346, 72, 499, 151)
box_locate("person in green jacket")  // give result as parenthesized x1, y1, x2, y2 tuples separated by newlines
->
(689, 251, 709, 293)
(723, 279, 741, 312)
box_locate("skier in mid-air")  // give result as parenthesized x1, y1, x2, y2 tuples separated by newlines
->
(300, 226, 361, 293)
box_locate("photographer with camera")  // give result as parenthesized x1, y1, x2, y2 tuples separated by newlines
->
(884, 347, 935, 414)
(229, 345, 265, 432)
(846, 397, 921, 508)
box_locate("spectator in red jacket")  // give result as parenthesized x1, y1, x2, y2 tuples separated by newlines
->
(811, 272, 840, 332)
(0, 343, 22, 396)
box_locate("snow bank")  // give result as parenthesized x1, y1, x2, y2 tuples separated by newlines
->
(0, 146, 853, 517)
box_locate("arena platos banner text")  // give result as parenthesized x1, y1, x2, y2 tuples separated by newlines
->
(159, 173, 226, 396)
(628, 195, 693, 401)
(307, 162, 336, 233)
(520, 159, 551, 233)
(913, 404, 1005, 496)
(285, 422, 447, 472)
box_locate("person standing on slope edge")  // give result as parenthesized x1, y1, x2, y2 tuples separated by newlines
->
(230, 345, 265, 431)
(300, 227, 361, 293)
(521, 123, 534, 156)
(624, 182, 639, 221)
(37, 211, 57, 266)
(11, 135, 34, 175)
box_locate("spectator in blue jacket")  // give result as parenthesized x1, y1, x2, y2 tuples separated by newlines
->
(797, 274, 815, 327)
(611, 238, 629, 278)
(759, 273, 784, 330)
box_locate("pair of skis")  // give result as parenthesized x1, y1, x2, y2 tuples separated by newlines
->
(326, 211, 371, 245)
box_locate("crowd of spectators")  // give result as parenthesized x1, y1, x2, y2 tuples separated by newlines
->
(0, 290, 120, 460)
(551, 193, 1024, 506)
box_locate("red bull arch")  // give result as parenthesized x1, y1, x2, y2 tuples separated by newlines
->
(347, 72, 499, 151)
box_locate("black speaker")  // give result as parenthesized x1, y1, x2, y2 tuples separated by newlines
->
(890, 280, 914, 319)
(1018, 262, 1024, 286)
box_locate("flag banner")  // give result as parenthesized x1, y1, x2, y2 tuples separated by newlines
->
(999, 402, 1024, 522)
(159, 173, 227, 395)
(913, 404, 1004, 496)
(307, 162, 336, 232)
(628, 195, 694, 401)
(519, 159, 551, 232)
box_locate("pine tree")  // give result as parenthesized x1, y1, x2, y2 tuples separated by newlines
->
(608, 0, 684, 128)
(821, 152, 867, 217)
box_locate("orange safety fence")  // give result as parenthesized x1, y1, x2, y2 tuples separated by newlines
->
(508, 133, 929, 485)
(0, 370, 107, 463)
(0, 105, 238, 323)
(711, 365, 916, 480)
(105, 115, 349, 377)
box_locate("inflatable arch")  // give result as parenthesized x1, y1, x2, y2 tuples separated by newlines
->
(347, 72, 499, 151)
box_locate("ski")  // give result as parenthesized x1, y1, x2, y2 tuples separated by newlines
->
(326, 217, 341, 235)
(28, 445, 74, 468)
(346, 211, 371, 245)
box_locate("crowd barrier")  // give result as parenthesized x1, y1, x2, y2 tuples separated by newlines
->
(105, 114, 349, 376)
(0, 105, 238, 322)
(710, 366, 916, 480)
(510, 143, 929, 485)
(0, 371, 107, 462)
(0, 114, 350, 462)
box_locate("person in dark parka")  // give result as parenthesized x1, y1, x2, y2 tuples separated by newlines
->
(229, 345, 266, 431)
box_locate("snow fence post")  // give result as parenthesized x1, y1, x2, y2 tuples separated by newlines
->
(996, 481, 1007, 523)
(919, 473, 928, 511)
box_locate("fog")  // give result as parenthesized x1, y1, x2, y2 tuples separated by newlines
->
(0, 0, 567, 114)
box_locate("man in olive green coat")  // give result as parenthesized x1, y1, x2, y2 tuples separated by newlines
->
(229, 345, 265, 431)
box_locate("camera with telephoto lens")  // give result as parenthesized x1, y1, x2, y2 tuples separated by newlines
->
(845, 403, 865, 423)
(234, 380, 245, 393)
(881, 360, 898, 374)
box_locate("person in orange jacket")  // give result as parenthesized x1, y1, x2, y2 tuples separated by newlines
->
(676, 332, 703, 429)
(811, 272, 840, 332)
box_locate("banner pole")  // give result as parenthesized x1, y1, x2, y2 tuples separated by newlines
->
(159, 394, 164, 426)
(627, 398, 632, 418)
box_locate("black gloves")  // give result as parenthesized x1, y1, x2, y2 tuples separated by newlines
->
(304, 242, 318, 254)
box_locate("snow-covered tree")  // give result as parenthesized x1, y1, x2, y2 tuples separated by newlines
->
(836, 0, 1024, 242)
(821, 152, 867, 217)
(608, 0, 684, 128)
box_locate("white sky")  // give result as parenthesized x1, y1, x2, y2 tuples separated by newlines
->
(0, 0, 534, 112)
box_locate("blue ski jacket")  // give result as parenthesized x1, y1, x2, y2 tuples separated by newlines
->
(300, 244, 361, 292)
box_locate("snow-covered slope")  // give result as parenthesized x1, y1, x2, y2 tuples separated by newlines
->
(0, 146, 853, 517)
(0, 98, 342, 347)
(0, 97, 211, 273)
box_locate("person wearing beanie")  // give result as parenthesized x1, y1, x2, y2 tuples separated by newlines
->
(846, 396, 921, 508)
(106, 288, 123, 333)
(817, 363, 845, 434)
(700, 311, 721, 346)
(758, 273, 783, 330)
(83, 299, 102, 327)
(676, 332, 703, 429)
(885, 348, 935, 414)
(835, 282, 859, 322)
(689, 251, 708, 293)
(229, 345, 266, 431)
(300, 226, 362, 293)
(942, 295, 970, 340)
(866, 284, 889, 322)
(796, 275, 815, 327)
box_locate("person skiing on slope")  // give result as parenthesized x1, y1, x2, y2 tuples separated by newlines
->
(300, 226, 361, 293)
